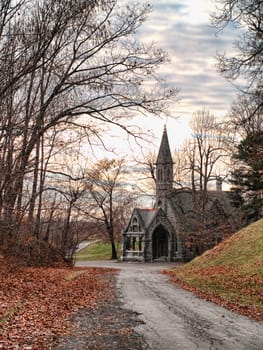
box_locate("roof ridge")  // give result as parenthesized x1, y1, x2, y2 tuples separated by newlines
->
(138, 208, 157, 211)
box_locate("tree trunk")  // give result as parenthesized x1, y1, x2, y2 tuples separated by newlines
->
(110, 241, 118, 260)
(111, 241, 118, 260)
(108, 227, 117, 260)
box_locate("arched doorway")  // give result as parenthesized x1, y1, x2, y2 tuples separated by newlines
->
(152, 226, 168, 260)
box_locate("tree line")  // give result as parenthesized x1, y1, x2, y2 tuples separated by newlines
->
(0, 0, 177, 264)
(213, 0, 263, 224)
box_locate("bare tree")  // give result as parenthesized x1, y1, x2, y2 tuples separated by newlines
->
(189, 109, 231, 191)
(129, 151, 157, 206)
(171, 109, 233, 234)
(83, 158, 126, 260)
(175, 110, 232, 193)
(211, 0, 263, 118)
(0, 0, 178, 258)
(211, 0, 263, 88)
(227, 93, 263, 138)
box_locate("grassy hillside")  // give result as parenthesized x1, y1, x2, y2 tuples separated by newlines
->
(75, 241, 122, 261)
(165, 219, 263, 322)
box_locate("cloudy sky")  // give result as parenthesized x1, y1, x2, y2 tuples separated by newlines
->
(97, 0, 242, 158)
(134, 0, 241, 150)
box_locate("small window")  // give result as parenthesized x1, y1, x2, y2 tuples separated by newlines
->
(133, 225, 138, 232)
(158, 169, 163, 181)
(132, 216, 138, 223)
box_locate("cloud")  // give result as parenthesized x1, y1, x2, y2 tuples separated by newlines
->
(136, 0, 241, 119)
(97, 1, 243, 157)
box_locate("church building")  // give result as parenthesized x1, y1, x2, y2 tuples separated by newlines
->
(121, 126, 235, 262)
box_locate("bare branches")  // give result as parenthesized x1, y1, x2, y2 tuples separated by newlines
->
(211, 0, 263, 93)
(177, 109, 233, 192)
(83, 158, 127, 259)
(0, 0, 177, 251)
(227, 93, 263, 137)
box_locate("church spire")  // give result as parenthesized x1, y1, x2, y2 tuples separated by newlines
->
(156, 124, 173, 165)
(155, 125, 173, 199)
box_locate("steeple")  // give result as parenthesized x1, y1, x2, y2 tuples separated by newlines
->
(155, 125, 173, 200)
(156, 125, 173, 165)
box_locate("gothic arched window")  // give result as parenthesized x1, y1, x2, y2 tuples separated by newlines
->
(132, 216, 138, 232)
(167, 167, 170, 179)
(158, 169, 163, 181)
(132, 217, 138, 223)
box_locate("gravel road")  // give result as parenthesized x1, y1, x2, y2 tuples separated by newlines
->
(76, 261, 263, 350)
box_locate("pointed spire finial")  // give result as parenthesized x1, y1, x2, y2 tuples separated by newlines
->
(156, 123, 172, 164)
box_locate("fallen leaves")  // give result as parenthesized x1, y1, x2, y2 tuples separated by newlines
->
(163, 219, 263, 323)
(0, 257, 116, 349)
(163, 266, 263, 323)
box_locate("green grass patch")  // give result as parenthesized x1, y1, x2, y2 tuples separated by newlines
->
(75, 241, 122, 261)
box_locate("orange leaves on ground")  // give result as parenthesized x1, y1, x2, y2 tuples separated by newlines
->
(163, 268, 263, 323)
(197, 265, 232, 277)
(0, 259, 116, 349)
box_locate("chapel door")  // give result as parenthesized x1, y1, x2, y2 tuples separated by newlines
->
(152, 226, 168, 259)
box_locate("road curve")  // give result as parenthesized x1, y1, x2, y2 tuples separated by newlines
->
(76, 261, 263, 350)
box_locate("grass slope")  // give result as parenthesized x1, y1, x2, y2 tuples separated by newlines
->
(165, 218, 263, 322)
(75, 241, 122, 261)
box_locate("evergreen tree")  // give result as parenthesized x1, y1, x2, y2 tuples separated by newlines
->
(230, 131, 263, 223)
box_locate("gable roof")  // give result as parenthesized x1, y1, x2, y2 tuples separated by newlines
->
(165, 189, 235, 229)
(125, 207, 160, 232)
(136, 208, 159, 229)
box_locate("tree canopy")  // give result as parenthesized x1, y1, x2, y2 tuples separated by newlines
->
(0, 0, 178, 264)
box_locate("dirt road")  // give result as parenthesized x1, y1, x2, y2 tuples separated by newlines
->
(77, 261, 263, 350)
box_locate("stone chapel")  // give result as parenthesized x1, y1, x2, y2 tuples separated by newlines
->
(121, 125, 235, 262)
